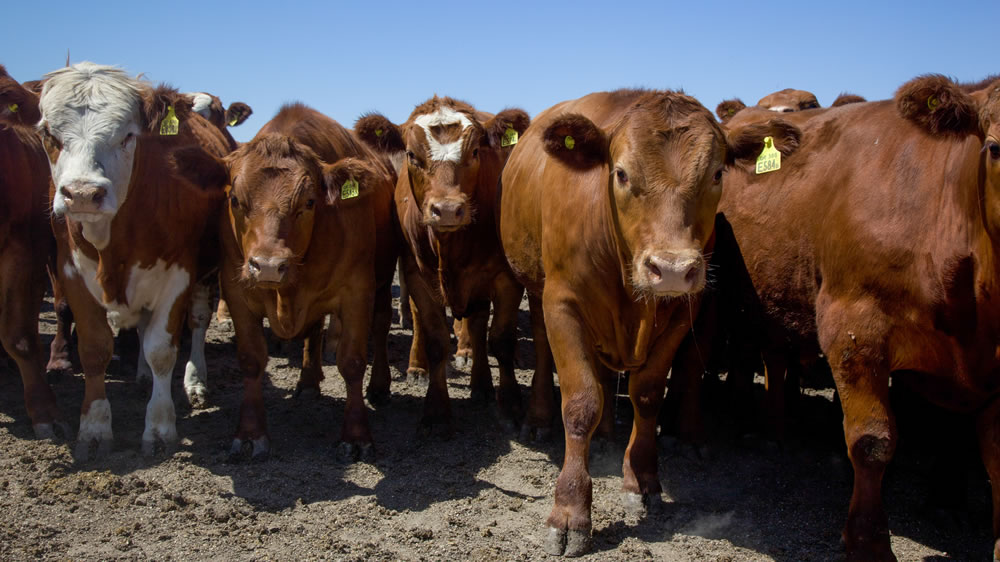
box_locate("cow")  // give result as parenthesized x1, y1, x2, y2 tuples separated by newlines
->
(184, 91, 252, 150)
(716, 88, 821, 125)
(715, 98, 746, 124)
(700, 74, 1000, 560)
(354, 97, 531, 433)
(39, 62, 231, 459)
(200, 103, 398, 461)
(498, 88, 801, 556)
(0, 65, 41, 126)
(0, 116, 67, 439)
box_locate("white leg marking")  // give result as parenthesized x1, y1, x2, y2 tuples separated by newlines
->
(78, 398, 113, 446)
(184, 281, 211, 407)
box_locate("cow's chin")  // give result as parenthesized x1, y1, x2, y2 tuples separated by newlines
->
(631, 271, 706, 302)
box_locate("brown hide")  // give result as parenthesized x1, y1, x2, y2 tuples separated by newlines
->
(757, 88, 820, 112)
(218, 103, 397, 458)
(499, 88, 801, 555)
(713, 75, 1000, 559)
(0, 123, 62, 435)
(0, 66, 41, 126)
(832, 92, 867, 107)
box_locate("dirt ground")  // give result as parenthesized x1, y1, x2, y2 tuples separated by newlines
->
(0, 286, 994, 561)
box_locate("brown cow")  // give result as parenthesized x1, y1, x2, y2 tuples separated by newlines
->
(0, 119, 67, 438)
(0, 65, 41, 126)
(704, 74, 1000, 560)
(184, 91, 252, 150)
(499, 88, 801, 556)
(206, 103, 398, 461)
(40, 62, 231, 459)
(717, 88, 821, 125)
(354, 97, 531, 433)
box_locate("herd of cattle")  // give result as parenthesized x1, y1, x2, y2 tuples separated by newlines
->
(1, 61, 999, 560)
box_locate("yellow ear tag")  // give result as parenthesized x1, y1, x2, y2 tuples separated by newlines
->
(755, 136, 781, 174)
(7, 103, 18, 113)
(228, 116, 239, 126)
(501, 127, 518, 147)
(159, 105, 179, 136)
(341, 178, 360, 200)
(564, 135, 575, 150)
(727, 108, 735, 116)
(927, 96, 940, 111)
(375, 128, 384, 138)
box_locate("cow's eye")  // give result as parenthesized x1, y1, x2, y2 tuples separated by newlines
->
(714, 168, 724, 183)
(989, 141, 1000, 160)
(616, 168, 628, 184)
(305, 198, 315, 210)
(230, 195, 240, 210)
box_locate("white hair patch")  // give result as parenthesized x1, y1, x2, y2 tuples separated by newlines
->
(413, 106, 473, 163)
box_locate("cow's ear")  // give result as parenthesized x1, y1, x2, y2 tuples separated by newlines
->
(832, 93, 866, 107)
(483, 108, 530, 148)
(322, 157, 380, 206)
(142, 86, 194, 134)
(542, 113, 608, 170)
(725, 118, 802, 166)
(896, 74, 979, 136)
(716, 99, 746, 123)
(170, 145, 229, 194)
(355, 113, 405, 154)
(225, 102, 252, 127)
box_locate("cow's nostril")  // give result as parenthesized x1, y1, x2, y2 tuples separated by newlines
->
(684, 263, 700, 284)
(247, 258, 261, 274)
(277, 263, 288, 275)
(91, 189, 105, 205)
(60, 187, 73, 201)
(644, 257, 662, 279)
(455, 206, 465, 218)
(431, 205, 443, 217)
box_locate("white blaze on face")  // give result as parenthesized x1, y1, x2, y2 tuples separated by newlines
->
(767, 105, 795, 113)
(186, 92, 214, 120)
(413, 106, 473, 163)
(39, 63, 143, 247)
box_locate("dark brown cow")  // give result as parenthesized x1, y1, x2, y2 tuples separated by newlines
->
(184, 92, 252, 152)
(757, 87, 820, 112)
(208, 103, 397, 461)
(355, 97, 531, 432)
(499, 89, 800, 556)
(704, 74, 1000, 560)
(0, 119, 66, 438)
(0, 65, 41, 126)
(40, 62, 231, 459)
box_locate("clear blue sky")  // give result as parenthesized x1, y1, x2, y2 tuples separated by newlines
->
(4, 0, 995, 142)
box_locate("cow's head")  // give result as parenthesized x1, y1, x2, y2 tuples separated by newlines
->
(220, 134, 382, 288)
(0, 65, 41, 126)
(357, 97, 529, 233)
(38, 62, 195, 248)
(185, 92, 252, 130)
(831, 93, 867, 107)
(715, 98, 746, 124)
(757, 88, 820, 113)
(542, 92, 801, 300)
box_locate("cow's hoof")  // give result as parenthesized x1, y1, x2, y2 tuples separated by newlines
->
(228, 436, 270, 463)
(406, 368, 429, 387)
(74, 437, 112, 462)
(45, 359, 73, 378)
(622, 491, 664, 517)
(294, 383, 322, 400)
(335, 441, 375, 464)
(519, 423, 552, 443)
(366, 387, 390, 407)
(453, 354, 472, 370)
(543, 526, 591, 557)
(186, 385, 208, 409)
(142, 435, 178, 457)
(34, 421, 73, 441)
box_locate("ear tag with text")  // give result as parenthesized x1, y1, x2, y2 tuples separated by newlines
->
(564, 135, 575, 150)
(341, 178, 359, 199)
(501, 127, 518, 147)
(7, 103, 18, 113)
(159, 105, 179, 136)
(755, 136, 780, 174)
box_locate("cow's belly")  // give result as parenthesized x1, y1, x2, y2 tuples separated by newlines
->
(70, 249, 190, 329)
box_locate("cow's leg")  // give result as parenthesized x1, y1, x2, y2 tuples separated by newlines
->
(62, 275, 115, 461)
(453, 317, 473, 369)
(397, 257, 412, 329)
(335, 290, 376, 462)
(406, 296, 429, 381)
(366, 282, 393, 406)
(542, 292, 600, 557)
(297, 321, 325, 397)
(226, 291, 270, 461)
(406, 272, 452, 436)
(976, 397, 1000, 561)
(465, 303, 493, 404)
(45, 264, 74, 376)
(1, 255, 65, 439)
(323, 313, 341, 363)
(522, 294, 555, 441)
(819, 300, 897, 562)
(140, 287, 189, 456)
(762, 350, 788, 442)
(489, 276, 525, 430)
(183, 280, 211, 408)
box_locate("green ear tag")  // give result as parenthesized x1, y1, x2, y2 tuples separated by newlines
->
(7, 103, 18, 113)
(341, 178, 359, 199)
(927, 96, 940, 111)
(228, 116, 239, 126)
(159, 105, 179, 136)
(501, 127, 518, 147)
(564, 135, 575, 150)
(375, 128, 384, 138)
(755, 136, 781, 174)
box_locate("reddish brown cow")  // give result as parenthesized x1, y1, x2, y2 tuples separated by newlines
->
(354, 97, 531, 432)
(705, 75, 1000, 560)
(717, 88, 821, 125)
(499, 89, 800, 556)
(184, 92, 252, 152)
(0, 65, 41, 126)
(40, 62, 231, 459)
(207, 103, 398, 461)
(0, 119, 66, 438)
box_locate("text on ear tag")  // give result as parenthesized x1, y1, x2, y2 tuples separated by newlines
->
(755, 136, 781, 174)
(501, 127, 518, 147)
(341, 178, 360, 199)
(564, 135, 575, 150)
(160, 105, 179, 136)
